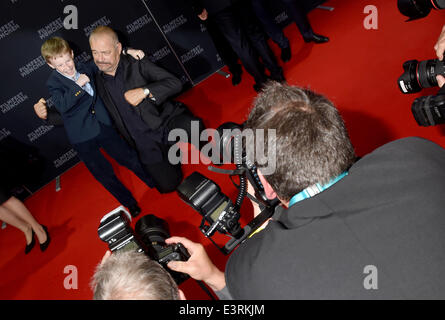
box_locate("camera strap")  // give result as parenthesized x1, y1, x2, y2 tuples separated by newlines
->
(289, 171, 348, 207)
(207, 165, 245, 176)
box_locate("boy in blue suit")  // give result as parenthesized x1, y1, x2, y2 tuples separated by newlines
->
(40, 37, 152, 217)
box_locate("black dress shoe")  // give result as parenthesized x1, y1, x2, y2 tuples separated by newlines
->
(25, 230, 36, 254)
(270, 70, 286, 83)
(304, 34, 329, 44)
(129, 204, 141, 218)
(231, 71, 242, 86)
(281, 46, 291, 62)
(39, 225, 51, 252)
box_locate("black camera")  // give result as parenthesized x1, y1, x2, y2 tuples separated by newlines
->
(177, 171, 243, 239)
(398, 59, 445, 94)
(98, 208, 190, 284)
(411, 94, 445, 126)
(177, 122, 279, 254)
(398, 0, 445, 21)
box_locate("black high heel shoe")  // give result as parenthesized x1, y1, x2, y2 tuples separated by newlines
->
(39, 225, 51, 252)
(25, 230, 36, 254)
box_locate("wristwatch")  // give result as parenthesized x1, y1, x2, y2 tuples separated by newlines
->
(143, 87, 150, 98)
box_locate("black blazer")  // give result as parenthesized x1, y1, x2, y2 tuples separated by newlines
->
(94, 55, 183, 149)
(226, 137, 445, 299)
(46, 61, 111, 144)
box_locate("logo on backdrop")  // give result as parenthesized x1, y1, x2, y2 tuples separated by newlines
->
(181, 45, 204, 64)
(0, 92, 28, 114)
(84, 16, 112, 37)
(37, 17, 64, 40)
(162, 15, 187, 34)
(19, 56, 46, 78)
(54, 149, 78, 169)
(27, 125, 55, 143)
(275, 11, 288, 24)
(0, 20, 20, 41)
(148, 46, 172, 63)
(126, 14, 153, 35)
(0, 128, 12, 142)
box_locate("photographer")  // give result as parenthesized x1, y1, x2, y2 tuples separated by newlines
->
(91, 250, 186, 300)
(168, 82, 445, 299)
(436, 24, 445, 88)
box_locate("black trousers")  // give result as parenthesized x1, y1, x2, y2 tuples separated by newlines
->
(140, 110, 206, 194)
(281, 0, 314, 39)
(74, 123, 154, 208)
(210, 1, 281, 84)
(205, 18, 242, 76)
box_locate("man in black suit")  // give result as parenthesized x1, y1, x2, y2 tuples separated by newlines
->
(39, 37, 153, 216)
(89, 26, 206, 193)
(190, 0, 285, 91)
(251, 0, 329, 62)
(167, 82, 445, 299)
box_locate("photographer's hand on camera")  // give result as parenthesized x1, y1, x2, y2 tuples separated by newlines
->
(166, 236, 226, 292)
(247, 180, 263, 218)
(437, 75, 445, 88)
(435, 24, 445, 61)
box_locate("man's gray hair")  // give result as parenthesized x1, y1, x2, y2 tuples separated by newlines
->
(91, 250, 179, 300)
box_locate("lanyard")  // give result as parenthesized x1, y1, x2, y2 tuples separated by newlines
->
(288, 171, 348, 207)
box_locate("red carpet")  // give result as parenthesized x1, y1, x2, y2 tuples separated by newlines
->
(1, 0, 444, 299)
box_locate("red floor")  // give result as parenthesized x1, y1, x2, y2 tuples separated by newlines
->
(1, 0, 444, 299)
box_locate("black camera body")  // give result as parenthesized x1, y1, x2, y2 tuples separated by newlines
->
(98, 208, 190, 284)
(398, 58, 445, 127)
(412, 94, 445, 126)
(98, 208, 145, 253)
(177, 122, 279, 254)
(177, 171, 243, 239)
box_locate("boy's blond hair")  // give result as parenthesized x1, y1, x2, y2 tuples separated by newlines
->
(41, 37, 72, 63)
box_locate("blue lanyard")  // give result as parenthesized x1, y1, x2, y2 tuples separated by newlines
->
(288, 171, 348, 207)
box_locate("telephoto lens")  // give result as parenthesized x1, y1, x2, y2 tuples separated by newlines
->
(398, 0, 445, 20)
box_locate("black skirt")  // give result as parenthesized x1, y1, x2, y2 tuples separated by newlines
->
(0, 184, 12, 205)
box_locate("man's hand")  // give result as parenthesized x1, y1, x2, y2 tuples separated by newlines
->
(247, 180, 262, 218)
(437, 75, 445, 88)
(198, 8, 208, 21)
(33, 98, 48, 120)
(127, 48, 145, 60)
(76, 74, 90, 87)
(434, 24, 445, 61)
(166, 236, 226, 291)
(124, 88, 147, 107)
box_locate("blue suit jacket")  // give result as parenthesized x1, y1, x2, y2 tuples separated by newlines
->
(46, 61, 111, 144)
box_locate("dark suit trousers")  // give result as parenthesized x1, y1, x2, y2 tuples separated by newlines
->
(205, 18, 242, 76)
(251, 0, 290, 49)
(281, 0, 314, 39)
(141, 111, 206, 194)
(211, 6, 270, 84)
(73, 123, 154, 208)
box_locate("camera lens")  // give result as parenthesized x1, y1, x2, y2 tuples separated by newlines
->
(135, 214, 170, 245)
(397, 0, 432, 20)
(398, 60, 422, 94)
(418, 59, 445, 89)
